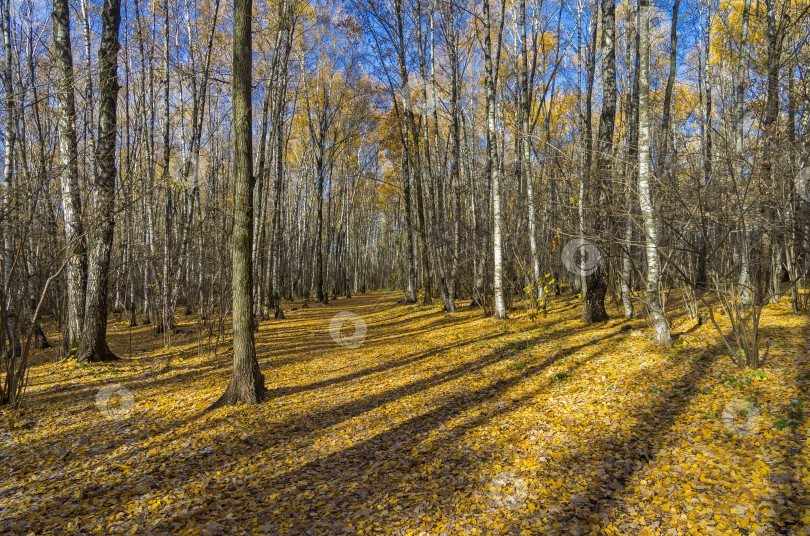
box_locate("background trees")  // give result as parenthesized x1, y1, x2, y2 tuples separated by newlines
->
(1, 0, 809, 404)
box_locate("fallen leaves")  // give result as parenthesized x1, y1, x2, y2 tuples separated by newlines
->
(1, 292, 809, 535)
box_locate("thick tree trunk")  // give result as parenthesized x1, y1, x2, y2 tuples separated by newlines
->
(52, 0, 87, 350)
(583, 0, 615, 324)
(209, 0, 265, 410)
(77, 0, 121, 363)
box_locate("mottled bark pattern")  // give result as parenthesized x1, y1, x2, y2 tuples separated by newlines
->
(78, 0, 121, 363)
(638, 0, 671, 346)
(53, 0, 87, 350)
(482, 0, 506, 319)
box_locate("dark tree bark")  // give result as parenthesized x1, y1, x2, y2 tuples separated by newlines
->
(658, 0, 680, 170)
(697, 5, 712, 288)
(735, 0, 753, 305)
(401, 145, 418, 304)
(208, 0, 266, 410)
(394, 0, 430, 305)
(621, 2, 641, 318)
(158, 0, 172, 336)
(305, 81, 329, 304)
(582, 0, 611, 323)
(77, 0, 121, 363)
(578, 0, 598, 314)
(26, 240, 51, 349)
(444, 3, 461, 313)
(519, 0, 541, 312)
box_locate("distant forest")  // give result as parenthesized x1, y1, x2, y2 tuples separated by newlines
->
(1, 0, 809, 405)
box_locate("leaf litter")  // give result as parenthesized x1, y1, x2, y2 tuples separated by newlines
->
(1, 292, 809, 535)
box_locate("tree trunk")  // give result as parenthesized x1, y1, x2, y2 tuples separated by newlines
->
(395, 0, 430, 305)
(2, 0, 16, 359)
(402, 149, 418, 304)
(272, 118, 286, 319)
(208, 0, 265, 409)
(446, 6, 461, 312)
(52, 0, 87, 350)
(26, 238, 50, 349)
(638, 0, 671, 346)
(583, 0, 615, 324)
(735, 0, 753, 305)
(579, 0, 599, 318)
(483, 0, 506, 319)
(759, 0, 784, 305)
(697, 5, 712, 289)
(622, 1, 641, 319)
(658, 0, 680, 170)
(77, 0, 121, 363)
(520, 0, 541, 312)
(159, 0, 173, 336)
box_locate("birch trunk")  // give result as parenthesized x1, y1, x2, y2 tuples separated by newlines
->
(52, 0, 87, 349)
(483, 0, 506, 319)
(78, 0, 121, 363)
(638, 0, 671, 346)
(520, 0, 541, 312)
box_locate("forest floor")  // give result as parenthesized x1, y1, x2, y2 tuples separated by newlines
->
(1, 291, 810, 535)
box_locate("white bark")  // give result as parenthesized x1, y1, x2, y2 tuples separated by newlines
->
(638, 0, 670, 346)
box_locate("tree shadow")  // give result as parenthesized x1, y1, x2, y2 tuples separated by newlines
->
(514, 344, 716, 534)
(1, 320, 622, 534)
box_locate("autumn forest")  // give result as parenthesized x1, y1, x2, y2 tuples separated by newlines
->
(1, 0, 810, 532)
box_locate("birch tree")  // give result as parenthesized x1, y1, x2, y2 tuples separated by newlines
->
(78, 0, 122, 363)
(53, 0, 87, 351)
(637, 0, 670, 346)
(482, 0, 507, 319)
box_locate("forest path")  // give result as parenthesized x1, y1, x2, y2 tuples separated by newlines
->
(2, 293, 809, 535)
